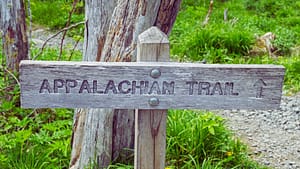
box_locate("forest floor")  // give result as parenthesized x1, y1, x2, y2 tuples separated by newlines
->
(217, 93, 300, 169)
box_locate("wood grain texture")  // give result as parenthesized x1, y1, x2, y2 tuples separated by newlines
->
(134, 27, 168, 169)
(20, 60, 285, 110)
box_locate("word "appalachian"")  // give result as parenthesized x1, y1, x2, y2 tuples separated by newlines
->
(39, 79, 175, 95)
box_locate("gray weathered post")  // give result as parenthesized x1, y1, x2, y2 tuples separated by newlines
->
(134, 27, 169, 168)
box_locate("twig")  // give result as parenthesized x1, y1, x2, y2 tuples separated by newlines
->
(202, 0, 214, 27)
(224, 8, 228, 22)
(32, 21, 85, 60)
(59, 0, 79, 61)
(68, 39, 80, 61)
(0, 65, 20, 87)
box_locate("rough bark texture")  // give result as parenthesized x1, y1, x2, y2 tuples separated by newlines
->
(70, 0, 181, 168)
(0, 0, 28, 103)
(70, 1, 116, 168)
(155, 0, 182, 35)
(0, 0, 28, 72)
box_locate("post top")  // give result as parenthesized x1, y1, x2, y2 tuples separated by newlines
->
(138, 26, 169, 44)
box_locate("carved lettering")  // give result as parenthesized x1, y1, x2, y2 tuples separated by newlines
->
(66, 79, 78, 93)
(186, 81, 238, 96)
(141, 81, 149, 95)
(162, 81, 175, 94)
(149, 81, 161, 94)
(211, 82, 223, 95)
(39, 79, 52, 93)
(198, 82, 210, 95)
(186, 81, 198, 95)
(93, 80, 103, 94)
(38, 79, 238, 97)
(54, 79, 65, 93)
(79, 80, 91, 93)
(104, 80, 117, 94)
(132, 81, 140, 94)
(224, 82, 239, 96)
(118, 80, 131, 94)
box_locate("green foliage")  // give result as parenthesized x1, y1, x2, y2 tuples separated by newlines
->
(170, 4, 255, 63)
(171, 23, 253, 63)
(107, 163, 134, 169)
(0, 78, 73, 169)
(106, 110, 267, 169)
(166, 110, 267, 168)
(28, 0, 85, 39)
(29, 0, 84, 30)
(273, 28, 298, 56)
(31, 47, 82, 61)
(244, 0, 299, 18)
(0, 107, 73, 168)
(170, 0, 300, 93)
(171, 0, 300, 61)
(105, 111, 269, 169)
(279, 57, 300, 94)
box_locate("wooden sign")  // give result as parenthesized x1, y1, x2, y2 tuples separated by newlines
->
(19, 27, 286, 169)
(20, 60, 284, 110)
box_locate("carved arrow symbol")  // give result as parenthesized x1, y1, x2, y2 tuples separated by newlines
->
(254, 79, 267, 98)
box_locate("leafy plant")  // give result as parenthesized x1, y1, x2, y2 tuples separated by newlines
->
(0, 95, 73, 169)
(171, 23, 254, 63)
(166, 110, 267, 168)
(31, 46, 82, 61)
(273, 28, 298, 56)
(29, 0, 84, 30)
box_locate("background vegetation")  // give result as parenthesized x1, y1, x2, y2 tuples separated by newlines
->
(1, 0, 299, 168)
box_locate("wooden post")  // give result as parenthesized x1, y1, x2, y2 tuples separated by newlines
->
(134, 27, 169, 168)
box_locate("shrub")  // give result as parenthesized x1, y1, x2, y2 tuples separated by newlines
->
(171, 24, 253, 63)
(29, 0, 84, 30)
(166, 110, 267, 168)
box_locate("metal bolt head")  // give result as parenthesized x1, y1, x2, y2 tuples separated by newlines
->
(150, 69, 161, 79)
(149, 97, 159, 106)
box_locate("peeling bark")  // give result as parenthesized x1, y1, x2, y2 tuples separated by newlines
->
(155, 0, 182, 35)
(70, 1, 116, 167)
(70, 0, 181, 168)
(1, 0, 28, 72)
(0, 0, 28, 102)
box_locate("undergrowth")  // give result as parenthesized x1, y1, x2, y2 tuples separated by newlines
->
(165, 110, 267, 169)
(170, 0, 300, 93)
(0, 75, 72, 168)
(108, 110, 268, 169)
(29, 0, 84, 30)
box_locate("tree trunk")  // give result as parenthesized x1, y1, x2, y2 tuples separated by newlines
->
(70, 0, 181, 168)
(1, 0, 28, 71)
(0, 0, 28, 100)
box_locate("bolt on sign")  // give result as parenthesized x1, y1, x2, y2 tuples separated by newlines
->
(20, 61, 284, 110)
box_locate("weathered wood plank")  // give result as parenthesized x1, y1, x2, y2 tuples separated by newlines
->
(20, 60, 285, 110)
(134, 26, 167, 169)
